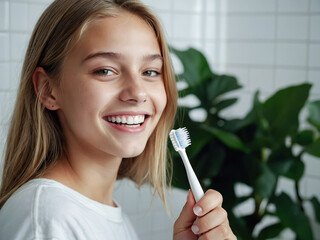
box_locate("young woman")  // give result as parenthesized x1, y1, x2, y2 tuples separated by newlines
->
(0, 0, 236, 239)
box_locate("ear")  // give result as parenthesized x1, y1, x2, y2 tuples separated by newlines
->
(32, 67, 59, 111)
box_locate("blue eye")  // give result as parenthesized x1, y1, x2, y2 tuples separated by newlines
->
(143, 70, 160, 77)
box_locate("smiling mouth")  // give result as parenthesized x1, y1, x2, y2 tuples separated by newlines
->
(104, 114, 148, 127)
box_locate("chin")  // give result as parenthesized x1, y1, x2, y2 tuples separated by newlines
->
(120, 146, 146, 158)
(122, 151, 144, 159)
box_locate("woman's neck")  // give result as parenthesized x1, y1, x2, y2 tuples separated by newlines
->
(42, 153, 122, 207)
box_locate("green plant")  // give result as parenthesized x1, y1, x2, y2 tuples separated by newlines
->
(170, 47, 320, 240)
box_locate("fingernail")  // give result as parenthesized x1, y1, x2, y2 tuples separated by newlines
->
(191, 224, 199, 234)
(193, 206, 202, 216)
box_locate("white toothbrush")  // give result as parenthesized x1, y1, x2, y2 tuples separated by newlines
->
(169, 127, 204, 202)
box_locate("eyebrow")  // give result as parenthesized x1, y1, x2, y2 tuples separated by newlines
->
(82, 51, 163, 64)
(143, 53, 163, 63)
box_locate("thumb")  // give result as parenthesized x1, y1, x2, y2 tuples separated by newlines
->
(174, 190, 197, 232)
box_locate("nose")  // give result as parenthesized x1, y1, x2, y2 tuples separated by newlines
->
(119, 74, 147, 104)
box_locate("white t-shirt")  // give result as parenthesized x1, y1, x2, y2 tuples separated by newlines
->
(0, 178, 139, 240)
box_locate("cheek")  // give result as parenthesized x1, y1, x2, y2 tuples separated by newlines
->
(153, 85, 167, 114)
(57, 84, 106, 125)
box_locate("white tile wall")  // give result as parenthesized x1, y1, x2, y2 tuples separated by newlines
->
(0, 0, 320, 239)
(311, 0, 320, 12)
(173, 0, 204, 13)
(249, 68, 274, 93)
(142, 0, 172, 12)
(276, 42, 308, 67)
(203, 41, 219, 67)
(310, 15, 320, 40)
(275, 69, 307, 89)
(172, 13, 203, 39)
(10, 33, 30, 61)
(309, 70, 320, 95)
(0, 63, 10, 90)
(0, 1, 9, 31)
(10, 2, 28, 31)
(0, 33, 9, 61)
(205, 15, 218, 40)
(155, 12, 172, 37)
(225, 42, 275, 66)
(279, 0, 310, 13)
(205, 0, 219, 14)
(2, 92, 16, 124)
(304, 154, 320, 178)
(223, 0, 277, 13)
(277, 15, 309, 40)
(309, 44, 320, 68)
(225, 15, 276, 40)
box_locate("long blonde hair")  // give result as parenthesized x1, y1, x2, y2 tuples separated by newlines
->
(0, 0, 177, 209)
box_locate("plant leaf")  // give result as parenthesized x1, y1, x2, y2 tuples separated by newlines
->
(214, 98, 238, 113)
(201, 125, 250, 153)
(253, 162, 277, 198)
(224, 91, 261, 133)
(273, 192, 313, 239)
(310, 196, 320, 223)
(268, 158, 295, 176)
(296, 130, 315, 146)
(257, 223, 284, 240)
(207, 74, 242, 102)
(267, 148, 304, 180)
(284, 159, 305, 181)
(170, 47, 213, 87)
(228, 212, 251, 240)
(262, 84, 311, 140)
(307, 100, 320, 131)
(305, 138, 320, 157)
(194, 140, 225, 179)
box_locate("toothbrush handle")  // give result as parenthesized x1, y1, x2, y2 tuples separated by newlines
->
(179, 149, 204, 202)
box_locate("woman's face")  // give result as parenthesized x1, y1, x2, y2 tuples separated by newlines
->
(53, 10, 167, 159)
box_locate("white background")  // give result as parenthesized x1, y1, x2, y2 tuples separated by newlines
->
(0, 0, 320, 239)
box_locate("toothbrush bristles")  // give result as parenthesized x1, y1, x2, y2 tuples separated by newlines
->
(169, 127, 191, 150)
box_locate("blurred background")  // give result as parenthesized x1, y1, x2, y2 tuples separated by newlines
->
(0, 0, 319, 239)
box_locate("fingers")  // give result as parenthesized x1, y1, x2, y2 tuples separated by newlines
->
(198, 223, 237, 240)
(191, 206, 227, 235)
(190, 190, 236, 239)
(174, 189, 236, 240)
(192, 189, 223, 217)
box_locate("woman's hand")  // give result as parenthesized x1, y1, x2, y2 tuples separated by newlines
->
(173, 189, 236, 240)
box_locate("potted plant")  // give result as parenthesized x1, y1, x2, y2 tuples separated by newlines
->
(170, 47, 320, 240)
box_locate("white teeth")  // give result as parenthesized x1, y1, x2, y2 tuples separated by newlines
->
(122, 124, 140, 128)
(121, 116, 127, 123)
(106, 115, 145, 125)
(127, 116, 134, 124)
(134, 116, 139, 123)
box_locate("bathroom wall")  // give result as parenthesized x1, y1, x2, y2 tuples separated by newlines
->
(0, 0, 319, 239)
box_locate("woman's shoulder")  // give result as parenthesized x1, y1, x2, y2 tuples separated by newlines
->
(2, 178, 78, 210)
(0, 178, 139, 240)
(0, 178, 125, 221)
(0, 178, 82, 239)
(0, 178, 82, 219)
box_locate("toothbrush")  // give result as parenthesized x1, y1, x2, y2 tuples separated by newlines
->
(169, 127, 204, 202)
